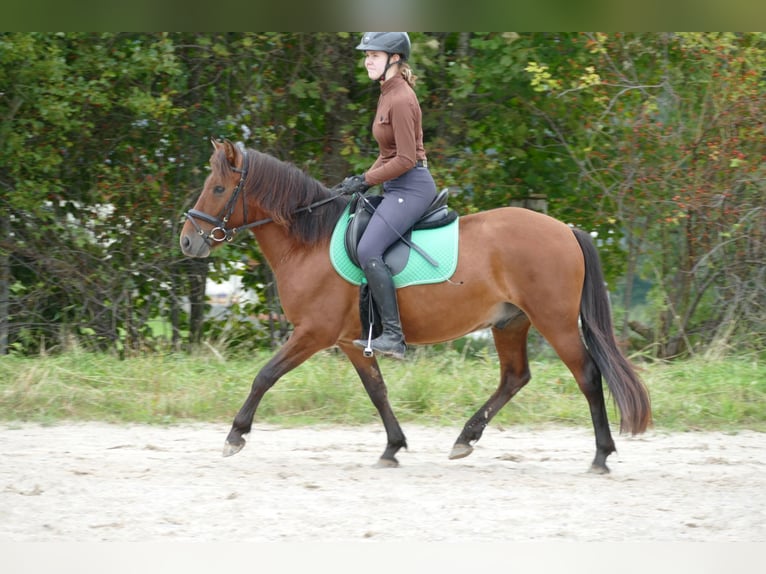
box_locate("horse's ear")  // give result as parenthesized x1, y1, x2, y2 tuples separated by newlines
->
(219, 139, 240, 168)
(209, 137, 241, 168)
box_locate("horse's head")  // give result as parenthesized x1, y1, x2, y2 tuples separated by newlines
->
(180, 138, 249, 258)
(182, 138, 349, 258)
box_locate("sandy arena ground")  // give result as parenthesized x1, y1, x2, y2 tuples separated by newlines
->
(1, 422, 764, 542)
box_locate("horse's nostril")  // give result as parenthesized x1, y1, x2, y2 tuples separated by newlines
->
(181, 234, 191, 251)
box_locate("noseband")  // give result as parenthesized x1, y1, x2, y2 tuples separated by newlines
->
(185, 148, 343, 244)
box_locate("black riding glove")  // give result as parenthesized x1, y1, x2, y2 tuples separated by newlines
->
(338, 174, 371, 195)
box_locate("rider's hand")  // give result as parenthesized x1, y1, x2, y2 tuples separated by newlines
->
(338, 174, 371, 195)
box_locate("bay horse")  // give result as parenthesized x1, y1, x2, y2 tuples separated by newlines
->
(180, 138, 651, 473)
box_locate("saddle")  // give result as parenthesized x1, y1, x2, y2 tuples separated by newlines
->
(344, 189, 458, 275)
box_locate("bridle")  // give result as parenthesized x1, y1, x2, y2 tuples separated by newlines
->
(185, 149, 341, 244)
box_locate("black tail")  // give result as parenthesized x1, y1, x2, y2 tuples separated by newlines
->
(572, 228, 652, 434)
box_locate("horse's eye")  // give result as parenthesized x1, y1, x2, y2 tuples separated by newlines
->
(213, 185, 225, 194)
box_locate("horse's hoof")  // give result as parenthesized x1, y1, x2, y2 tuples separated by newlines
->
(588, 464, 610, 475)
(448, 443, 473, 460)
(223, 439, 245, 458)
(375, 457, 399, 468)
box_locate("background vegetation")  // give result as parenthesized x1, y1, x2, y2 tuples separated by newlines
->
(1, 347, 764, 431)
(1, 32, 764, 362)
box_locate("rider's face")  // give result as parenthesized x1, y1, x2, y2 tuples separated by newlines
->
(364, 50, 397, 81)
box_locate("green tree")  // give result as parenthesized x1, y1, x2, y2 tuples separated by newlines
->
(521, 32, 766, 357)
(1, 33, 200, 354)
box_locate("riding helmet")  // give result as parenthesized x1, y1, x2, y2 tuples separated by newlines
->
(355, 32, 411, 61)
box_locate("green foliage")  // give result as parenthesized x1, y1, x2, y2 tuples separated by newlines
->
(515, 32, 766, 357)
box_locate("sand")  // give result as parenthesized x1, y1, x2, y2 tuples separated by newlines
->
(1, 422, 764, 542)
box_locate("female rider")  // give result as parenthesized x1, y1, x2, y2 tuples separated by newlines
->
(339, 32, 438, 360)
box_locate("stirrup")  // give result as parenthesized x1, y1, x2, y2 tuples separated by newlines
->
(361, 323, 374, 357)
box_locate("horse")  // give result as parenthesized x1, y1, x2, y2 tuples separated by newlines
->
(180, 138, 652, 473)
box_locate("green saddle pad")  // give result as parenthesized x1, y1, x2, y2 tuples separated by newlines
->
(330, 203, 460, 287)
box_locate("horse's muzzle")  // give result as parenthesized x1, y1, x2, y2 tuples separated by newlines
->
(180, 232, 211, 258)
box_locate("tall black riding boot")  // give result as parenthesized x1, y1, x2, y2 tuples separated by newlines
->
(353, 257, 406, 359)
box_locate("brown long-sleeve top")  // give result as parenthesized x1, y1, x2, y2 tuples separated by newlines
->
(363, 75, 427, 186)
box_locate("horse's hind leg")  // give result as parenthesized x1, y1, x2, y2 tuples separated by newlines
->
(580, 356, 616, 473)
(341, 343, 407, 467)
(539, 327, 616, 473)
(450, 316, 532, 460)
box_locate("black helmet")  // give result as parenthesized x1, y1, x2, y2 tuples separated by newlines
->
(355, 32, 411, 61)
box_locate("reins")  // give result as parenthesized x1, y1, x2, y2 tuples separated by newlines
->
(185, 149, 342, 243)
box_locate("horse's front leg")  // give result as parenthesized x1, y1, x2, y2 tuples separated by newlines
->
(223, 334, 320, 457)
(340, 343, 407, 467)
